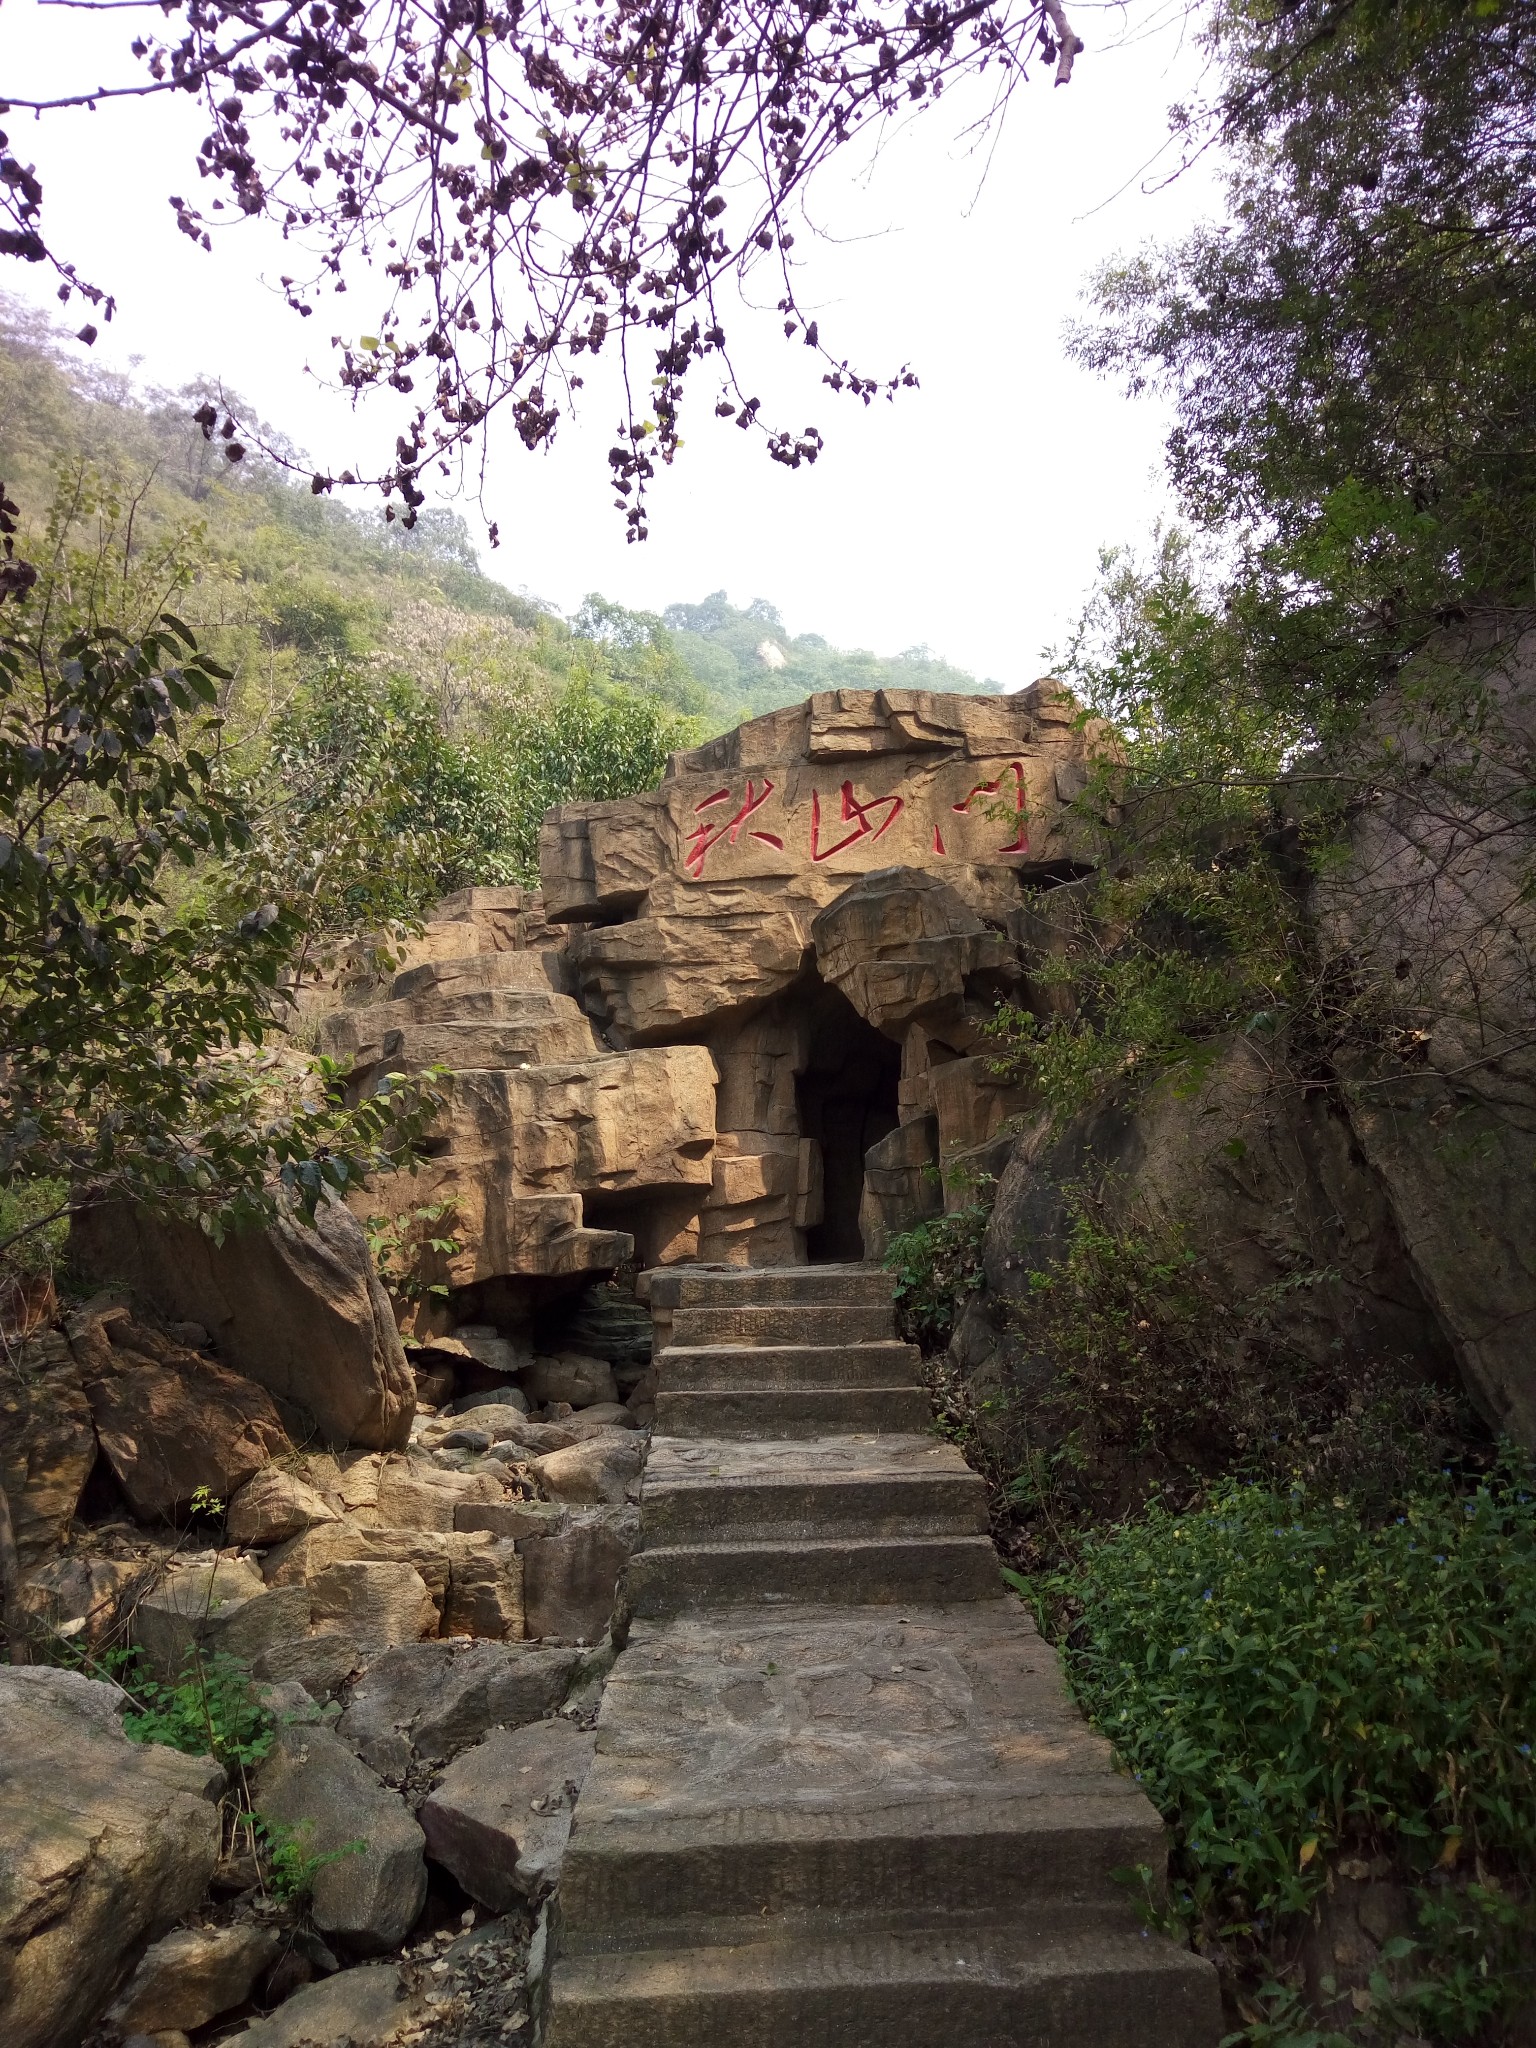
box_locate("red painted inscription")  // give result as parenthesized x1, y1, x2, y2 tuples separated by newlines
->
(951, 759, 1029, 855)
(810, 781, 904, 863)
(686, 778, 779, 877)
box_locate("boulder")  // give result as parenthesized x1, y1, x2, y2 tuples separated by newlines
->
(481, 1418, 581, 1457)
(72, 1313, 290, 1525)
(519, 1505, 638, 1642)
(251, 1632, 361, 1699)
(419, 1719, 597, 1907)
(337, 1640, 582, 1779)
(254, 1722, 427, 1953)
(442, 1384, 530, 1418)
(372, 1460, 505, 1533)
(810, 866, 1017, 1039)
(0, 1665, 223, 2048)
(20, 1554, 147, 1649)
(523, 1353, 619, 1409)
(227, 1468, 341, 1547)
(557, 1404, 641, 1438)
(230, 1963, 424, 2048)
(454, 1499, 566, 1542)
(451, 1324, 528, 1375)
(528, 1433, 644, 1506)
(309, 1560, 438, 1648)
(441, 1538, 525, 1640)
(70, 1193, 415, 1452)
(265, 1520, 525, 1642)
(0, 1335, 96, 1566)
(110, 1924, 281, 2033)
(133, 1557, 312, 1681)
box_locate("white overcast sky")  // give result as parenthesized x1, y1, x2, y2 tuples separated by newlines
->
(2, 0, 1221, 687)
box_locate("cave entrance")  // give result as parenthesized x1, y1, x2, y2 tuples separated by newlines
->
(795, 979, 901, 1263)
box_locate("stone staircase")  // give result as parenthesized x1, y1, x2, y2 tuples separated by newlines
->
(539, 1266, 1220, 2047)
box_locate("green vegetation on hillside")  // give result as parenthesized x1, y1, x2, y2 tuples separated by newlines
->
(0, 301, 996, 771)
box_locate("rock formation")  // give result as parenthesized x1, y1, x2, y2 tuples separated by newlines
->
(538, 683, 1104, 1266)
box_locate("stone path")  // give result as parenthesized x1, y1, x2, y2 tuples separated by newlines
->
(540, 1266, 1219, 2046)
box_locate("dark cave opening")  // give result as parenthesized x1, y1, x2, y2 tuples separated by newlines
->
(795, 979, 901, 1263)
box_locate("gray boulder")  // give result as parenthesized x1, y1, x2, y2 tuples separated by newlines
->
(254, 1722, 426, 1954)
(419, 1719, 597, 1907)
(0, 1666, 223, 2048)
(230, 1963, 424, 2047)
(519, 1505, 638, 1641)
(337, 1640, 581, 1779)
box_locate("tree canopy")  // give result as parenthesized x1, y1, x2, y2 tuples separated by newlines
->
(2, 0, 1083, 535)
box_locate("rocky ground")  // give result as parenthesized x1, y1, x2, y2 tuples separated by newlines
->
(0, 1258, 653, 2048)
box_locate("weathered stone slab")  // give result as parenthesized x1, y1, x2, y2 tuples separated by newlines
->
(337, 1639, 581, 1777)
(420, 1719, 597, 1907)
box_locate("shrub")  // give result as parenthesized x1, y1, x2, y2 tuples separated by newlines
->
(114, 1645, 276, 1775)
(883, 1178, 993, 1351)
(992, 1186, 1466, 1527)
(1038, 1471, 1536, 2041)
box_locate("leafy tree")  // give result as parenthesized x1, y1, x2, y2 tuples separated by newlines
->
(2, 0, 1083, 533)
(1073, 0, 1536, 730)
(0, 486, 431, 1258)
(485, 680, 702, 879)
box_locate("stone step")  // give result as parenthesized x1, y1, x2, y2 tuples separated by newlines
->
(563, 1791, 1163, 1931)
(653, 1384, 933, 1439)
(626, 1534, 1003, 1615)
(542, 1922, 1221, 2048)
(669, 1303, 896, 1348)
(650, 1265, 896, 1309)
(641, 1437, 989, 1544)
(656, 1341, 923, 1392)
(643, 1470, 988, 1544)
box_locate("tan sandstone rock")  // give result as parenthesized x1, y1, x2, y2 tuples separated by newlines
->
(0, 1666, 223, 2048)
(529, 1433, 644, 1506)
(308, 1559, 439, 1647)
(110, 1924, 281, 2034)
(72, 1313, 289, 1525)
(0, 1335, 96, 1565)
(226, 1467, 341, 1547)
(70, 1194, 415, 1452)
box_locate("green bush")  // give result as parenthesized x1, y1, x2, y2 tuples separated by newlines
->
(252, 1814, 366, 1904)
(883, 1180, 993, 1352)
(1040, 1471, 1536, 2040)
(113, 1646, 276, 1774)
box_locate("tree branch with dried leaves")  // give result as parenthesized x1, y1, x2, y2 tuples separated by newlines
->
(0, 0, 1082, 537)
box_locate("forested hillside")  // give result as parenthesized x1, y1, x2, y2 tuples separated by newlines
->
(0, 300, 994, 778)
